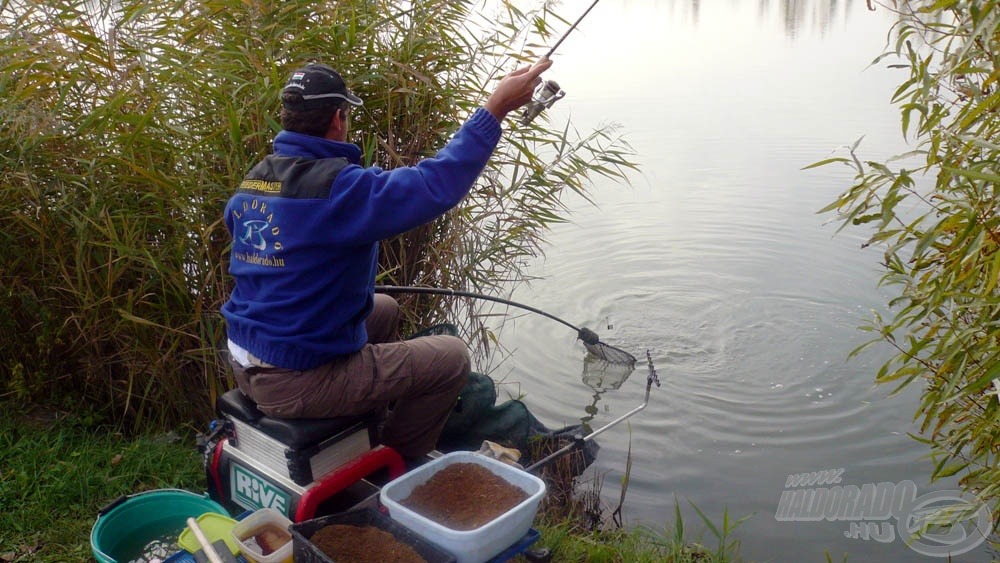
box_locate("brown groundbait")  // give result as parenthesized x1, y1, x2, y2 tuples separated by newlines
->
(400, 463, 528, 530)
(311, 524, 427, 563)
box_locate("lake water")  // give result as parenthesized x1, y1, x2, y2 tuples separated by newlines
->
(495, 1, 993, 561)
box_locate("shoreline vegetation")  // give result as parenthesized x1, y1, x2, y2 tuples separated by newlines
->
(0, 0, 635, 430)
(0, 403, 743, 562)
(815, 0, 1000, 544)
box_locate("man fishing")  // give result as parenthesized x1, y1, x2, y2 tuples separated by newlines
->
(222, 56, 552, 462)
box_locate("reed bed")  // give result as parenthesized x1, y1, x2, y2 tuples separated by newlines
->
(0, 0, 636, 430)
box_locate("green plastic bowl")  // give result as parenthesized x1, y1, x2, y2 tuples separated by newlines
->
(90, 488, 228, 563)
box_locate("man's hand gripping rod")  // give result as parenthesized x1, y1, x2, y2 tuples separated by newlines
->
(519, 0, 602, 125)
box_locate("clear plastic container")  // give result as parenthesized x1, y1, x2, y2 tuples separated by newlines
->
(380, 451, 546, 563)
(230, 508, 293, 563)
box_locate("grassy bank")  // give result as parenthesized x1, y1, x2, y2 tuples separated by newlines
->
(0, 405, 204, 561)
(0, 401, 740, 562)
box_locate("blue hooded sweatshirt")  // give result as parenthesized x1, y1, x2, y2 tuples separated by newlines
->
(222, 108, 502, 370)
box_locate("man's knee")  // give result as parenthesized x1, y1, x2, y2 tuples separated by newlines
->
(372, 293, 399, 316)
(439, 335, 471, 382)
(368, 294, 401, 342)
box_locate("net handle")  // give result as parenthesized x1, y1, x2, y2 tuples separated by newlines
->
(374, 285, 635, 363)
(376, 285, 582, 332)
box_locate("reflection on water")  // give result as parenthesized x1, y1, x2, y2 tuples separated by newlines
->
(630, 0, 874, 37)
(504, 0, 992, 561)
(580, 356, 636, 428)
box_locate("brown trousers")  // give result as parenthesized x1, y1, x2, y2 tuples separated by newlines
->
(230, 294, 469, 457)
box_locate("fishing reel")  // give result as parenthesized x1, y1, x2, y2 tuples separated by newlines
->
(520, 79, 566, 125)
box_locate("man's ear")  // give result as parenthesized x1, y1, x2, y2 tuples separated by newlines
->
(325, 110, 346, 141)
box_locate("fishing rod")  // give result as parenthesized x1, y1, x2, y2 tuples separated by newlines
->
(545, 0, 602, 59)
(519, 0, 603, 125)
(374, 285, 636, 365)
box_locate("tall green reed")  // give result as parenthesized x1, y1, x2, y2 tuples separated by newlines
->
(0, 0, 636, 430)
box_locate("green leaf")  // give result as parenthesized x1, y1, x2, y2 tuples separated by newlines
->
(934, 461, 969, 479)
(942, 166, 1000, 184)
(689, 499, 721, 540)
(802, 157, 850, 170)
(673, 497, 684, 545)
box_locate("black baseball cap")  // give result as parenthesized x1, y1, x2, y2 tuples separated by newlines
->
(282, 62, 363, 110)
